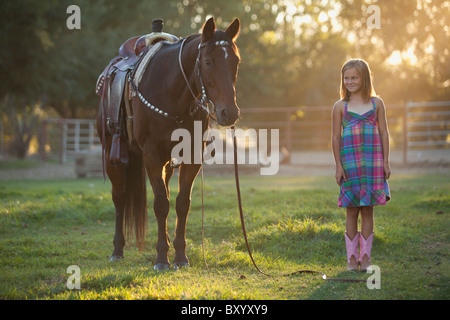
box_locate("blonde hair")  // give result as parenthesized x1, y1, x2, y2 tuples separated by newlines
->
(340, 59, 377, 102)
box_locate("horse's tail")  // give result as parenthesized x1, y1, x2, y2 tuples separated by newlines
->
(124, 151, 147, 251)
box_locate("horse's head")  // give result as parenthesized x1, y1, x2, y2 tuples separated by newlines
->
(197, 18, 241, 126)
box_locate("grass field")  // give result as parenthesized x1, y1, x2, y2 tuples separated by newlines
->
(0, 172, 448, 300)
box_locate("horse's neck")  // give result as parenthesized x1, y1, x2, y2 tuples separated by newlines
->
(159, 37, 201, 108)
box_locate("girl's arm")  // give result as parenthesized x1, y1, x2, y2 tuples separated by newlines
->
(376, 97, 391, 179)
(331, 101, 346, 185)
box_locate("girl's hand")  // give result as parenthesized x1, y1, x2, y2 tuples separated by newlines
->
(384, 163, 391, 180)
(335, 166, 347, 186)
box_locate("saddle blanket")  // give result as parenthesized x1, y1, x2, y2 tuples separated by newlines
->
(132, 41, 164, 96)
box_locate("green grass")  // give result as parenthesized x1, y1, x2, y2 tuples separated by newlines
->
(0, 173, 448, 300)
(0, 159, 41, 170)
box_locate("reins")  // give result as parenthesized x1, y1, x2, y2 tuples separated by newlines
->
(200, 125, 365, 283)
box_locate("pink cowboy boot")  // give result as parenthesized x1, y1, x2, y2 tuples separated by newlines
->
(359, 232, 374, 271)
(345, 232, 360, 271)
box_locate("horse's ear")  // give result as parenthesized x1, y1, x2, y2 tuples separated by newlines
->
(225, 18, 240, 42)
(202, 17, 216, 42)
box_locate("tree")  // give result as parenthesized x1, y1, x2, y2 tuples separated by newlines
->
(0, 0, 62, 157)
(338, 0, 450, 102)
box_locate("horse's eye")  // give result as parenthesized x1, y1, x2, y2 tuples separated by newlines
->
(204, 59, 212, 66)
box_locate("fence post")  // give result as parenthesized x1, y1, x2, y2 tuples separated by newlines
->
(74, 122, 80, 153)
(403, 104, 408, 164)
(285, 111, 292, 164)
(39, 119, 48, 162)
(0, 120, 3, 159)
(60, 120, 67, 164)
(89, 121, 94, 150)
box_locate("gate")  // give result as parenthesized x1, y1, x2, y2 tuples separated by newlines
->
(39, 118, 99, 163)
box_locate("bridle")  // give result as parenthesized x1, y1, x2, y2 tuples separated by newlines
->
(178, 37, 234, 123)
(135, 37, 235, 125)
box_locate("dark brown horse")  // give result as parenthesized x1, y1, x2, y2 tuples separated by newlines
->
(96, 18, 241, 270)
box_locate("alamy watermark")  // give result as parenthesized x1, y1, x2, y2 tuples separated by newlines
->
(366, 5, 381, 29)
(65, 264, 380, 290)
(66, 4, 380, 31)
(171, 121, 280, 175)
(66, 5, 81, 30)
(66, 265, 81, 290)
(366, 265, 381, 289)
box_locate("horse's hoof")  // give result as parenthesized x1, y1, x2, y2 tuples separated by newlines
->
(173, 261, 189, 270)
(109, 255, 123, 262)
(154, 263, 170, 271)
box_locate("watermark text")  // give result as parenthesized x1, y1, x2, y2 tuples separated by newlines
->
(66, 265, 81, 289)
(171, 121, 280, 175)
(366, 5, 381, 29)
(366, 265, 381, 289)
(66, 5, 81, 30)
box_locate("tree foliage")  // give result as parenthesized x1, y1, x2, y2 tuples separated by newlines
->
(0, 0, 448, 157)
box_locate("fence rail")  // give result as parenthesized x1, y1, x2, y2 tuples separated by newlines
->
(38, 101, 450, 164)
(405, 101, 450, 151)
(237, 104, 407, 161)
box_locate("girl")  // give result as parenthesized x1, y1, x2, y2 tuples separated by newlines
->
(331, 59, 391, 271)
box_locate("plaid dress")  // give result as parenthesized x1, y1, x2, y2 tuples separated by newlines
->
(338, 98, 390, 207)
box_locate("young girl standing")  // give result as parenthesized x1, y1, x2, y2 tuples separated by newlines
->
(331, 59, 391, 271)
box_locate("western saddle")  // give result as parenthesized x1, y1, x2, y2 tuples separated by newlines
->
(96, 19, 179, 167)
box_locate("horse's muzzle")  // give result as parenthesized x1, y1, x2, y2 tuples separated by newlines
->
(216, 105, 240, 126)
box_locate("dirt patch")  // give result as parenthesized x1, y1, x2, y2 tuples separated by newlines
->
(0, 162, 77, 180)
(0, 159, 448, 181)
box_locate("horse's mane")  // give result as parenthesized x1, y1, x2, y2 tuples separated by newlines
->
(181, 33, 201, 43)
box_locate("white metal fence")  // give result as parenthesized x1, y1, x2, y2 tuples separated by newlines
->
(38, 101, 450, 164)
(40, 118, 100, 163)
(406, 101, 450, 148)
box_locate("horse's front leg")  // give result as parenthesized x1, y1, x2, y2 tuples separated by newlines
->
(145, 158, 171, 270)
(174, 163, 201, 268)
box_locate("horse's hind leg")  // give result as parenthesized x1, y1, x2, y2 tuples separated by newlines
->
(174, 163, 201, 268)
(107, 161, 127, 261)
(97, 109, 127, 261)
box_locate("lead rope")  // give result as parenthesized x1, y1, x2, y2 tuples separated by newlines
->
(200, 160, 209, 270)
(230, 125, 365, 283)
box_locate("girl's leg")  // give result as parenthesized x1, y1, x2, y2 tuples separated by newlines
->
(360, 206, 374, 239)
(345, 207, 360, 270)
(346, 207, 359, 239)
(360, 206, 374, 271)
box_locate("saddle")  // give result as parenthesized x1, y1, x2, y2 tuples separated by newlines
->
(96, 19, 179, 167)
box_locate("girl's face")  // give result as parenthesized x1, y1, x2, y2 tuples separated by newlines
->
(343, 68, 362, 94)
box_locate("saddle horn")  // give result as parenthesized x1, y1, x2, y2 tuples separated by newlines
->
(152, 18, 164, 32)
(134, 18, 179, 56)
